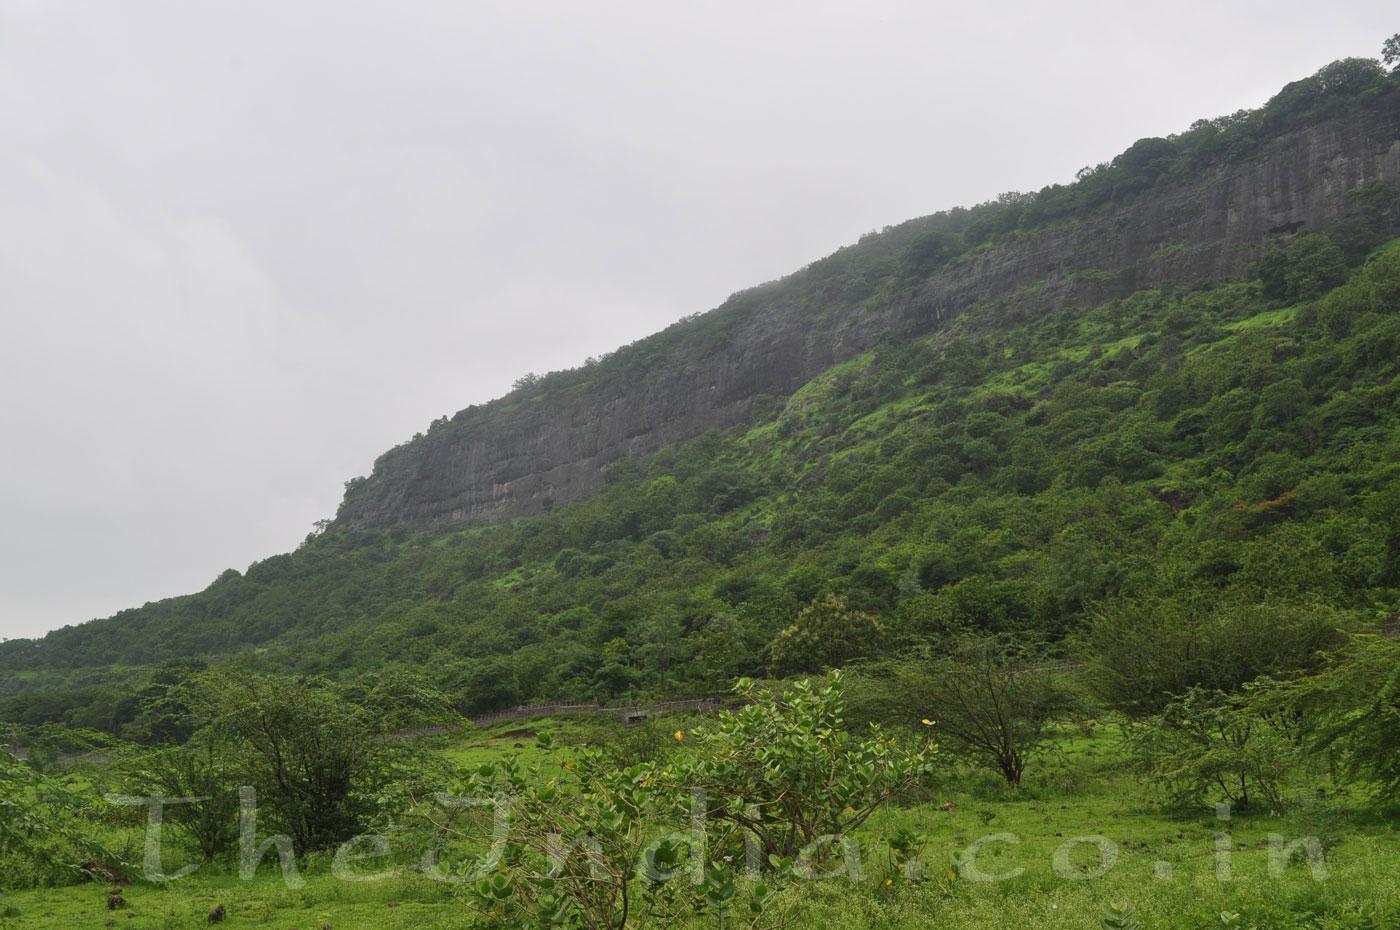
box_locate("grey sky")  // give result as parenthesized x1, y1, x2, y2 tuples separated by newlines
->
(0, 1, 1392, 640)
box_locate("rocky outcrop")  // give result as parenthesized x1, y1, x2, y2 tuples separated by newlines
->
(334, 91, 1400, 531)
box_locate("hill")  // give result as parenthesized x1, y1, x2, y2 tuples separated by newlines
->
(3, 57, 1400, 732)
(335, 61, 1400, 531)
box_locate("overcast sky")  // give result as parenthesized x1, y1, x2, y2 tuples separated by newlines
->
(0, 1, 1393, 641)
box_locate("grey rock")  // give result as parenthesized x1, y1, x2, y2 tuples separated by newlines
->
(334, 92, 1400, 532)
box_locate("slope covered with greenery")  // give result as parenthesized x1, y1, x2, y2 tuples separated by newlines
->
(3, 55, 1400, 734)
(5, 222, 1399, 731)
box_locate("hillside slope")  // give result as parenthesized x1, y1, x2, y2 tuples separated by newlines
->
(3, 59, 1400, 731)
(334, 71, 1400, 530)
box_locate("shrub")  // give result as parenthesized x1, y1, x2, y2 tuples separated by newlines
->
(1128, 688, 1296, 812)
(119, 728, 242, 861)
(1314, 241, 1400, 337)
(1084, 595, 1345, 717)
(669, 673, 936, 859)
(453, 673, 926, 928)
(459, 747, 742, 930)
(1256, 234, 1348, 302)
(599, 716, 677, 769)
(1261, 634, 1400, 798)
(0, 741, 120, 887)
(767, 595, 883, 676)
(183, 671, 450, 853)
(901, 637, 1076, 787)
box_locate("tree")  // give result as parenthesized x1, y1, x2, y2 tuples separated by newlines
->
(119, 660, 207, 745)
(1, 737, 118, 887)
(1262, 634, 1400, 798)
(1262, 58, 1388, 129)
(767, 594, 882, 676)
(1384, 33, 1400, 70)
(1330, 180, 1400, 263)
(896, 636, 1074, 788)
(183, 672, 439, 853)
(120, 729, 241, 861)
(1256, 234, 1348, 302)
(1112, 136, 1180, 188)
(1128, 688, 1295, 812)
(1084, 595, 1345, 717)
(341, 667, 463, 732)
(899, 230, 963, 280)
(593, 636, 642, 699)
(1313, 237, 1400, 337)
(451, 658, 521, 716)
(669, 673, 936, 859)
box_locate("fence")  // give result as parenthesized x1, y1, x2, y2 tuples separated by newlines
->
(470, 693, 731, 728)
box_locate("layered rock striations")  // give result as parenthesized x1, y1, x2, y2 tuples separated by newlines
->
(334, 92, 1400, 531)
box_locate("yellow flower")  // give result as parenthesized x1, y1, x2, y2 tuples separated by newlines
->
(674, 730, 685, 742)
(920, 719, 934, 726)
(884, 879, 893, 886)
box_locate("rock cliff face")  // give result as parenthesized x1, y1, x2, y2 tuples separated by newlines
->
(335, 92, 1400, 531)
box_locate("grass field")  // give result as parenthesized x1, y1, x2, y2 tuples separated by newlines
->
(3, 720, 1398, 929)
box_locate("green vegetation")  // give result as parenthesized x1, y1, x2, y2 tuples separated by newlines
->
(11, 225, 1400, 729)
(4, 700, 1400, 928)
(450, 674, 931, 929)
(1262, 634, 1400, 799)
(1083, 598, 1344, 718)
(5, 61, 1400, 720)
(666, 673, 934, 858)
(767, 595, 882, 677)
(1126, 688, 1296, 813)
(0, 734, 116, 888)
(849, 636, 1078, 788)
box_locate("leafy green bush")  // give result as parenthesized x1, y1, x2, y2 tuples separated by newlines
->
(454, 673, 924, 928)
(458, 747, 732, 930)
(767, 595, 883, 677)
(1128, 688, 1297, 812)
(181, 671, 454, 853)
(1313, 241, 1400, 338)
(851, 637, 1078, 788)
(1256, 234, 1348, 303)
(118, 728, 242, 861)
(0, 742, 120, 887)
(1084, 595, 1345, 717)
(669, 673, 936, 860)
(1261, 634, 1400, 799)
(598, 716, 679, 769)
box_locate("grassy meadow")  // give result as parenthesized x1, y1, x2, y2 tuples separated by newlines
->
(3, 715, 1398, 930)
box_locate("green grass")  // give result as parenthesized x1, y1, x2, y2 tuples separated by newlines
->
(6, 815, 1393, 930)
(5, 720, 1400, 929)
(1225, 305, 1299, 331)
(437, 715, 603, 770)
(1147, 241, 1189, 262)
